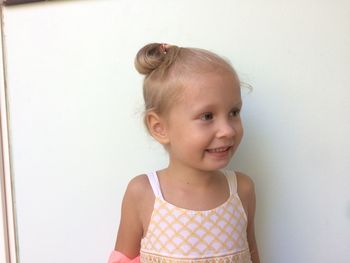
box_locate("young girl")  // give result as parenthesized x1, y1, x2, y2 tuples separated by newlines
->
(109, 43, 260, 263)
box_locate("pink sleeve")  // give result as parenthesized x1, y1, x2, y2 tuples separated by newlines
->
(108, 250, 140, 263)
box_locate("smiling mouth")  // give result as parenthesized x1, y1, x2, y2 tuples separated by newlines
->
(206, 146, 232, 153)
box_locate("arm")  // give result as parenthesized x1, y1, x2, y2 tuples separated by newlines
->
(236, 173, 260, 263)
(246, 179, 260, 263)
(114, 177, 145, 259)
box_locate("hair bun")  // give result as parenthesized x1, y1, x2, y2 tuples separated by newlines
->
(134, 43, 166, 75)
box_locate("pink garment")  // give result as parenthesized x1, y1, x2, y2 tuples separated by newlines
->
(108, 251, 140, 263)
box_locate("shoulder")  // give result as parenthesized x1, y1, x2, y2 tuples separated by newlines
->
(123, 174, 153, 207)
(235, 171, 255, 195)
(122, 174, 155, 223)
(234, 171, 256, 217)
(125, 174, 151, 196)
(115, 174, 153, 256)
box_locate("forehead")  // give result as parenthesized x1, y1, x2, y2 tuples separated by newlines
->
(178, 71, 241, 107)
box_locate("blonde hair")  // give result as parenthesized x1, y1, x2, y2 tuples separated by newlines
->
(134, 43, 238, 132)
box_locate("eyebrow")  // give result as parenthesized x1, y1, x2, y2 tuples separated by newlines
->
(232, 101, 243, 107)
(191, 101, 243, 112)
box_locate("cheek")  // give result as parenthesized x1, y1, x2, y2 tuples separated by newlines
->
(234, 120, 244, 138)
(176, 127, 209, 148)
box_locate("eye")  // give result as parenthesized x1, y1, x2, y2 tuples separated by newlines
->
(229, 109, 241, 117)
(200, 112, 214, 121)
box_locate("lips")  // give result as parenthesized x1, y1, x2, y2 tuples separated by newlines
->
(206, 146, 232, 153)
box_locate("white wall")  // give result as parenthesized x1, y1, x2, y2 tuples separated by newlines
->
(1, 0, 349, 262)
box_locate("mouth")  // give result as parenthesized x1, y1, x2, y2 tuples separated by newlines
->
(206, 146, 232, 153)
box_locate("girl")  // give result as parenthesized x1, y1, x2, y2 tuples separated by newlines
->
(109, 43, 260, 263)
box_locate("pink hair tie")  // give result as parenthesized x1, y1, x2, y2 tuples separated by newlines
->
(159, 43, 169, 54)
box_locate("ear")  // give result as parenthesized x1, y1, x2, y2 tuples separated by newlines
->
(146, 112, 170, 145)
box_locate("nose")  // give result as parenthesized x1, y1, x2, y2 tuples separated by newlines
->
(216, 119, 237, 139)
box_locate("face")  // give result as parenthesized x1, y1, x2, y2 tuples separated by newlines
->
(163, 70, 243, 172)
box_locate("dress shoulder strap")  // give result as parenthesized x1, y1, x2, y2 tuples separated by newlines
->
(223, 170, 238, 195)
(146, 171, 164, 199)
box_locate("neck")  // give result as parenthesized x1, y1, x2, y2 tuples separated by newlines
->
(161, 162, 220, 188)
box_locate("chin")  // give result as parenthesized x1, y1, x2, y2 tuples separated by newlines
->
(201, 161, 231, 172)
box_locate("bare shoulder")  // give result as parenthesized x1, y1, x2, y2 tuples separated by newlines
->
(118, 174, 153, 224)
(125, 174, 152, 199)
(235, 171, 256, 217)
(124, 174, 155, 226)
(115, 174, 154, 256)
(235, 172, 260, 263)
(123, 174, 154, 214)
(235, 171, 255, 195)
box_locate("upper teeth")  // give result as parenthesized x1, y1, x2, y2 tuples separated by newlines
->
(208, 147, 229, 153)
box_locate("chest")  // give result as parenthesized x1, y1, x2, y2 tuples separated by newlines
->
(140, 195, 250, 261)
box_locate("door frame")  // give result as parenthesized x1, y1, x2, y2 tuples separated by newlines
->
(0, 4, 18, 263)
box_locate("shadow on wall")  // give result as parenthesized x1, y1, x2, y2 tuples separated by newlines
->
(228, 83, 303, 261)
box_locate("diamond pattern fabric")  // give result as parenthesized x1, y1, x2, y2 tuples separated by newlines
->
(140, 171, 252, 263)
